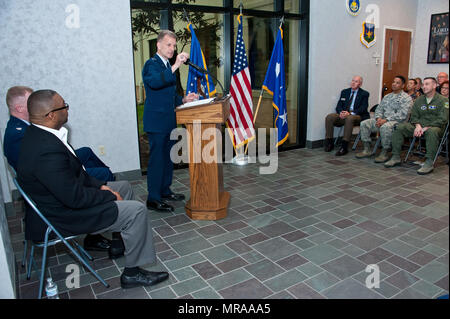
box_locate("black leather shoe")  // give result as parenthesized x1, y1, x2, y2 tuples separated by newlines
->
(324, 139, 334, 152)
(120, 269, 169, 289)
(146, 200, 174, 212)
(161, 193, 185, 201)
(83, 234, 111, 252)
(108, 237, 125, 260)
(335, 147, 349, 156)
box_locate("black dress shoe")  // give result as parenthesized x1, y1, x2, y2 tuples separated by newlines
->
(108, 237, 125, 260)
(83, 234, 111, 252)
(324, 138, 334, 152)
(161, 193, 185, 201)
(146, 200, 174, 212)
(335, 147, 348, 156)
(120, 269, 169, 289)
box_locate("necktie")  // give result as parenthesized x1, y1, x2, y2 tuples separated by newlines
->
(166, 61, 171, 69)
(347, 91, 354, 111)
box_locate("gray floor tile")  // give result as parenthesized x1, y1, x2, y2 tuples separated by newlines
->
(299, 244, 343, 265)
(244, 258, 285, 281)
(321, 255, 367, 280)
(264, 269, 307, 292)
(219, 279, 272, 299)
(171, 276, 209, 297)
(322, 278, 384, 299)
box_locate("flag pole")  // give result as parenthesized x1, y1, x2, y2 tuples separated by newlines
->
(231, 1, 250, 166)
(244, 16, 284, 155)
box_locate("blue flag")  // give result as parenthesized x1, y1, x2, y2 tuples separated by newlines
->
(186, 23, 216, 99)
(262, 27, 288, 147)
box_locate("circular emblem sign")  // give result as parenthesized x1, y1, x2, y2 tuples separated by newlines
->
(346, 0, 361, 16)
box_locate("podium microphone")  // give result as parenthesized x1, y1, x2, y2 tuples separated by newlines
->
(184, 59, 208, 74)
(184, 59, 226, 96)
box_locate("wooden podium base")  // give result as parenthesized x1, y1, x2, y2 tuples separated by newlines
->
(185, 191, 230, 221)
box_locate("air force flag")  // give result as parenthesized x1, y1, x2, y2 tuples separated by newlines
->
(262, 26, 289, 147)
(186, 23, 216, 99)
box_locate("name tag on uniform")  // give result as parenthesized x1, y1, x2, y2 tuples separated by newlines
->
(421, 105, 427, 110)
(429, 105, 436, 110)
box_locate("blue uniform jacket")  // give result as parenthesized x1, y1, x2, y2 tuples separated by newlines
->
(335, 88, 370, 121)
(142, 55, 183, 133)
(3, 115, 28, 170)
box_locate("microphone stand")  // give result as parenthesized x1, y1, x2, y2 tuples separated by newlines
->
(185, 60, 227, 99)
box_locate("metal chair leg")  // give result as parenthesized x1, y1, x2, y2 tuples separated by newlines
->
(352, 132, 361, 150)
(27, 245, 35, 280)
(22, 240, 28, 268)
(38, 231, 51, 299)
(335, 127, 344, 146)
(59, 237, 109, 289)
(73, 240, 94, 261)
(372, 138, 381, 155)
(404, 137, 417, 163)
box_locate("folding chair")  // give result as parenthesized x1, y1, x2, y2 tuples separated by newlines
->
(12, 178, 109, 299)
(334, 126, 360, 150)
(336, 104, 379, 150)
(404, 122, 449, 165)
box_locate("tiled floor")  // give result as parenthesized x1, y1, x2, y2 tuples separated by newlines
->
(7, 147, 449, 299)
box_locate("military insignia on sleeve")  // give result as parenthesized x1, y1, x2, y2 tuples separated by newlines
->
(445, 102, 449, 109)
(346, 0, 361, 16)
(361, 22, 376, 48)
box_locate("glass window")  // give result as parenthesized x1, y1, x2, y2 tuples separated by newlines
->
(172, 0, 224, 6)
(234, 15, 299, 147)
(131, 8, 161, 170)
(172, 10, 225, 97)
(233, 0, 274, 11)
(284, 0, 301, 14)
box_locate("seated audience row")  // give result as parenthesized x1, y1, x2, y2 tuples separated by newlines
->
(324, 72, 449, 175)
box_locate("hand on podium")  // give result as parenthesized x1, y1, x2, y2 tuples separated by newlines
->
(182, 92, 199, 104)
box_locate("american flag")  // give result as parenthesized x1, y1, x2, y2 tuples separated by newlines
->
(227, 14, 255, 149)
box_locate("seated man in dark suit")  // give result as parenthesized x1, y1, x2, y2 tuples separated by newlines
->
(3, 86, 114, 252)
(4, 86, 115, 181)
(17, 90, 169, 289)
(324, 76, 370, 156)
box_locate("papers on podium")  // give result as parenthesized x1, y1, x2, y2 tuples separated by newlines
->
(177, 97, 215, 109)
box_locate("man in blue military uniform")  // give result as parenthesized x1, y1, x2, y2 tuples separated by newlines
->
(142, 30, 198, 212)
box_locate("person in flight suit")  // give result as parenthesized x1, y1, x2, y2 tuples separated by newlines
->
(142, 30, 198, 212)
(385, 77, 449, 175)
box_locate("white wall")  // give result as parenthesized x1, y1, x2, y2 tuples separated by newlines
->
(0, 179, 15, 299)
(411, 0, 449, 78)
(0, 0, 140, 177)
(307, 0, 419, 143)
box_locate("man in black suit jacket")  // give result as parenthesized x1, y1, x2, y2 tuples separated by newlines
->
(17, 90, 168, 289)
(324, 76, 370, 156)
(3, 86, 114, 253)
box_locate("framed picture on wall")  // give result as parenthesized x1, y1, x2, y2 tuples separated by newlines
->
(427, 12, 449, 64)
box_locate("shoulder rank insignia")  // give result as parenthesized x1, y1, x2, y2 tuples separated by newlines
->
(361, 22, 376, 48)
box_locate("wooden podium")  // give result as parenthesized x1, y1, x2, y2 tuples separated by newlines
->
(175, 96, 231, 221)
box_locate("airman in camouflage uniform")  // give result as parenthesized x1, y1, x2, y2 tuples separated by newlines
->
(356, 76, 413, 163)
(385, 77, 449, 175)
